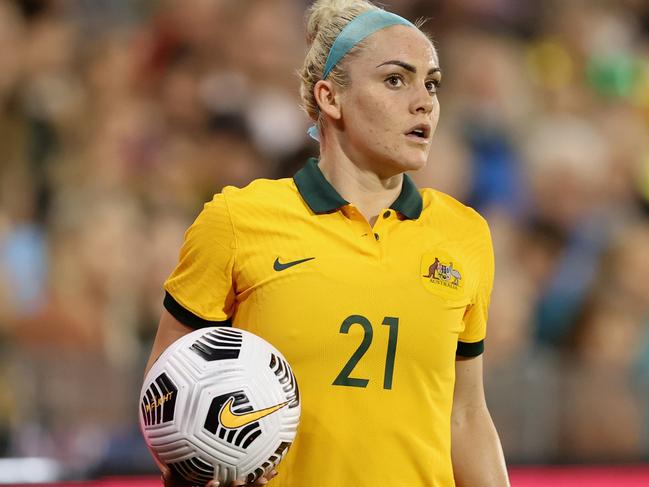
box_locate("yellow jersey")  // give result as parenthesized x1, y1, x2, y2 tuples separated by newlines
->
(164, 158, 494, 486)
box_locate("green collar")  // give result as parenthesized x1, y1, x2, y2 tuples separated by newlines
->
(294, 158, 423, 219)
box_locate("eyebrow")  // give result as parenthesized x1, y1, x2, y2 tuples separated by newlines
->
(376, 60, 441, 75)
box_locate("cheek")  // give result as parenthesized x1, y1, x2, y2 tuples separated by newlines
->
(431, 99, 441, 129)
(351, 94, 399, 150)
(355, 94, 390, 129)
(343, 88, 405, 154)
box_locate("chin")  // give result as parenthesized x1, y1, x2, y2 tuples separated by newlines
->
(367, 147, 429, 177)
(396, 152, 428, 173)
(374, 154, 426, 177)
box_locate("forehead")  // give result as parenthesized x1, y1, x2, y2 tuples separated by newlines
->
(357, 25, 438, 68)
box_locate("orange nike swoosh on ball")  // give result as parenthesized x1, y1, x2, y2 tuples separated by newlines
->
(219, 397, 290, 429)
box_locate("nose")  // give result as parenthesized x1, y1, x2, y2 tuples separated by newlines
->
(410, 85, 434, 115)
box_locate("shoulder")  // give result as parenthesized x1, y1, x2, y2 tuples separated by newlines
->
(420, 188, 490, 235)
(419, 188, 494, 284)
(194, 178, 299, 246)
(202, 177, 306, 228)
(201, 177, 298, 214)
(220, 177, 297, 205)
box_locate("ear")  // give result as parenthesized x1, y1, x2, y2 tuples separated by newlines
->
(313, 80, 342, 121)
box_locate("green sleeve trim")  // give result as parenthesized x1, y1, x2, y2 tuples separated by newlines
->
(163, 292, 232, 329)
(456, 339, 484, 357)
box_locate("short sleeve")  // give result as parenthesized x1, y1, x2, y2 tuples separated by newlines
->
(163, 194, 236, 328)
(456, 217, 494, 357)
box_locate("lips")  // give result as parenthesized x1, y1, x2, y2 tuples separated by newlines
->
(405, 123, 431, 143)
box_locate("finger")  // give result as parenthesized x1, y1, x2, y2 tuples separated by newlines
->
(161, 468, 185, 487)
(161, 468, 174, 487)
(268, 470, 278, 479)
(205, 481, 220, 487)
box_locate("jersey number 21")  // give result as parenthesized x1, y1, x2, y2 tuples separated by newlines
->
(332, 314, 399, 390)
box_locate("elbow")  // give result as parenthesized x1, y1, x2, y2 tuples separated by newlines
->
(452, 402, 490, 429)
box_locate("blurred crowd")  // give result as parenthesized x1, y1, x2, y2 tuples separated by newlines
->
(0, 0, 648, 479)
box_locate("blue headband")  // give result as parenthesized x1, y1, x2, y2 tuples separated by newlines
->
(309, 9, 416, 142)
(323, 9, 415, 80)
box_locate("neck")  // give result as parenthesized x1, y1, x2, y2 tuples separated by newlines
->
(318, 142, 403, 226)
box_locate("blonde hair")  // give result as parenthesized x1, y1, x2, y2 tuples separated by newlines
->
(299, 0, 378, 123)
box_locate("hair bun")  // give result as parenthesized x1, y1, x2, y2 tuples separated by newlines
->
(306, 0, 368, 45)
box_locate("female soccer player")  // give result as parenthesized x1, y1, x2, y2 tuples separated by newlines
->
(147, 0, 509, 485)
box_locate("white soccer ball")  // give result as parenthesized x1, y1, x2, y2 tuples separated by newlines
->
(140, 327, 300, 485)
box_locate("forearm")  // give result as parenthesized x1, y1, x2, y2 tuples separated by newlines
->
(451, 405, 509, 487)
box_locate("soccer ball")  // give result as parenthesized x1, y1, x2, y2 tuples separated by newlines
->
(139, 327, 301, 485)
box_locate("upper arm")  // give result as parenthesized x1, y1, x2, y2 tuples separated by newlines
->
(164, 193, 237, 323)
(451, 354, 509, 487)
(144, 309, 196, 377)
(146, 194, 237, 377)
(452, 355, 487, 417)
(457, 217, 494, 356)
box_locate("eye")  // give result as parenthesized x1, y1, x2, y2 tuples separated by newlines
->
(425, 78, 441, 94)
(385, 74, 404, 89)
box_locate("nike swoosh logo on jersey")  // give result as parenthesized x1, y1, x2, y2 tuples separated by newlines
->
(273, 257, 315, 271)
(219, 397, 290, 429)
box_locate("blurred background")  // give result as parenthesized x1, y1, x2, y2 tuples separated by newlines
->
(0, 0, 648, 484)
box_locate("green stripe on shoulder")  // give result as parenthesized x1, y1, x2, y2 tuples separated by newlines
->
(456, 340, 484, 357)
(164, 292, 232, 329)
